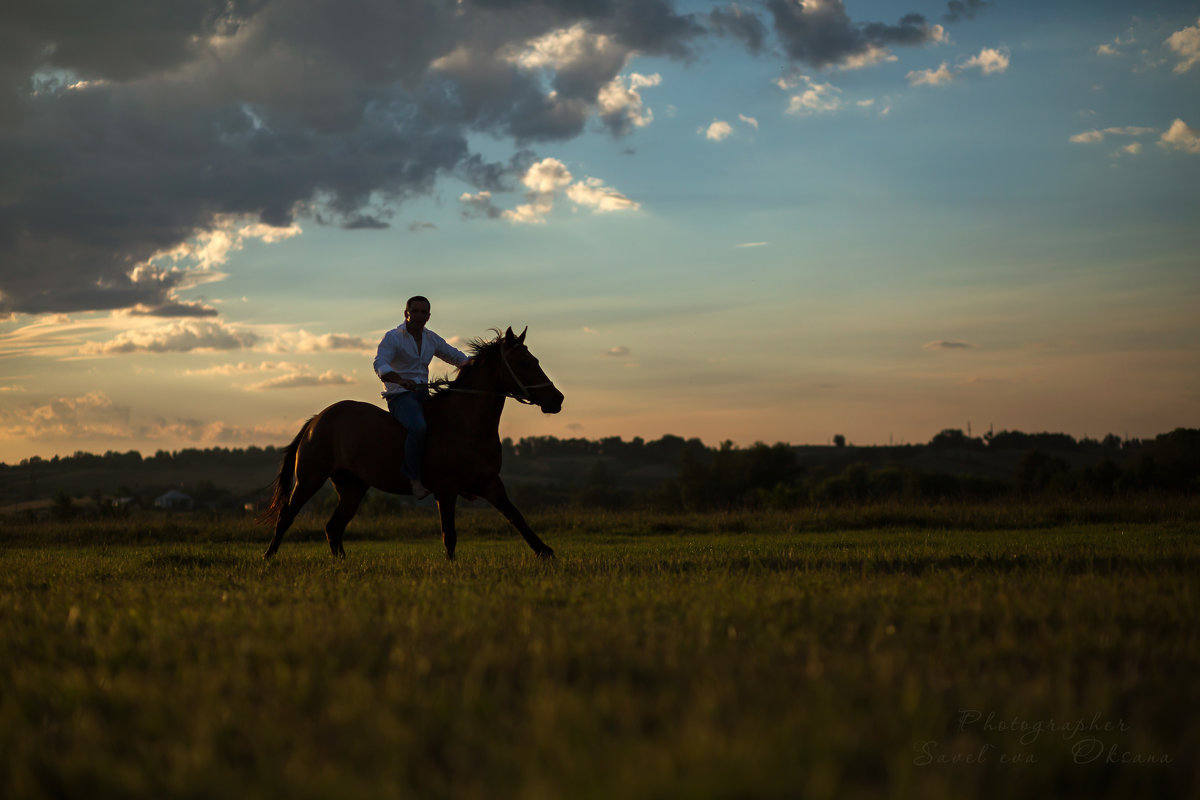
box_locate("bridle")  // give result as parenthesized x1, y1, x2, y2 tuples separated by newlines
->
(496, 339, 555, 405)
(428, 340, 554, 406)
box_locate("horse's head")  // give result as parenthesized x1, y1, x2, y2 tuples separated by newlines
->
(498, 326, 563, 414)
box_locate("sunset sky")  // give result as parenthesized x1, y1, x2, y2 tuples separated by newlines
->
(1, 1, 1198, 464)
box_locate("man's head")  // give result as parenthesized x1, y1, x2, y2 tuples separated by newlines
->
(405, 296, 431, 332)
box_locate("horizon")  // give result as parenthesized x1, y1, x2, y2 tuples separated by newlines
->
(5, 421, 1181, 468)
(2, 2, 1198, 465)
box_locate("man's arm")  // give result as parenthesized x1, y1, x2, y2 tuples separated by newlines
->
(434, 337, 472, 368)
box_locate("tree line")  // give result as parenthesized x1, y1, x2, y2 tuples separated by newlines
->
(2, 428, 1197, 513)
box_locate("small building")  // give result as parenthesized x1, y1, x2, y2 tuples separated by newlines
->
(153, 490, 194, 510)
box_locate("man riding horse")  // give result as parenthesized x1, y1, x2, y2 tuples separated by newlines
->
(373, 296, 473, 499)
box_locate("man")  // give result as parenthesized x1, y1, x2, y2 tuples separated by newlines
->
(373, 296, 472, 498)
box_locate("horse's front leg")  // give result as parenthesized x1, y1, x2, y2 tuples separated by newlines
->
(481, 478, 554, 558)
(435, 492, 458, 560)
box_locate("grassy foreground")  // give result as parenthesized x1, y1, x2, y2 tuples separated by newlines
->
(1, 514, 1196, 799)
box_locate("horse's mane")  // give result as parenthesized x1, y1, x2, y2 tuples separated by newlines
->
(427, 329, 506, 400)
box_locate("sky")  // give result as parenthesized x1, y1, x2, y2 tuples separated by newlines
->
(0, 0, 1198, 464)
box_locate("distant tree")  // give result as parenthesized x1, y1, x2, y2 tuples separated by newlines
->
(833, 434, 846, 448)
(989, 430, 1078, 451)
(929, 429, 984, 450)
(1141, 428, 1200, 490)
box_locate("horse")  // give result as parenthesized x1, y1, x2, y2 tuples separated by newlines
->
(258, 326, 563, 560)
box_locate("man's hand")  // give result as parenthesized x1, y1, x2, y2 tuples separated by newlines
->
(380, 371, 418, 390)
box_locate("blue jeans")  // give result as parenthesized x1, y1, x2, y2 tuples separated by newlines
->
(386, 391, 427, 482)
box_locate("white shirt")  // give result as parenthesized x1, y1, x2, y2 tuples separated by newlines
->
(373, 322, 470, 397)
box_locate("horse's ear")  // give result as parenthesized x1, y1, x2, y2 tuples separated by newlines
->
(504, 326, 515, 342)
(517, 326, 527, 345)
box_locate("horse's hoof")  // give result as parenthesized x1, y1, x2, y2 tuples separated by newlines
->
(536, 548, 556, 560)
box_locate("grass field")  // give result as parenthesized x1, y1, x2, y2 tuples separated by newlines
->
(2, 508, 1196, 799)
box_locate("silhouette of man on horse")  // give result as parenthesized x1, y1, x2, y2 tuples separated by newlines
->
(259, 305, 563, 561)
(373, 295, 473, 499)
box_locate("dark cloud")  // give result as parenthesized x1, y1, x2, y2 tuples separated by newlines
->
(341, 215, 392, 231)
(708, 4, 770, 55)
(1, 0, 945, 317)
(766, 0, 944, 69)
(944, 0, 989, 24)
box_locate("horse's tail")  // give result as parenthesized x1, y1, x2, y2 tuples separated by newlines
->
(256, 416, 317, 527)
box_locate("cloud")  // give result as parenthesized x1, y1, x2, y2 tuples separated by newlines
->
(495, 157, 639, 223)
(0, 389, 300, 447)
(838, 44, 900, 71)
(1070, 126, 1157, 144)
(605, 346, 632, 357)
(264, 330, 373, 353)
(81, 320, 259, 355)
(1160, 119, 1200, 153)
(736, 241, 769, 248)
(785, 76, 843, 114)
(707, 5, 769, 54)
(0, 391, 131, 442)
(521, 157, 573, 195)
(460, 191, 504, 220)
(507, 23, 623, 72)
(907, 62, 956, 86)
(597, 73, 662, 135)
(908, 46, 1008, 85)
(185, 361, 305, 376)
(1166, 17, 1200, 74)
(738, 113, 759, 129)
(140, 418, 300, 446)
(566, 178, 640, 213)
(702, 120, 734, 141)
(962, 47, 1009, 75)
(767, 1, 947, 70)
(923, 340, 974, 350)
(943, 1, 989, 24)
(503, 157, 573, 224)
(0, 0, 969, 318)
(246, 370, 356, 391)
(1095, 30, 1136, 57)
(0, 3, 709, 317)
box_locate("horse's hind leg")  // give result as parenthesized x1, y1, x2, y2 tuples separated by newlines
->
(263, 472, 327, 559)
(326, 474, 367, 557)
(481, 478, 554, 558)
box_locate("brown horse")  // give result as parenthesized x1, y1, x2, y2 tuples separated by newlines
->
(259, 327, 563, 560)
